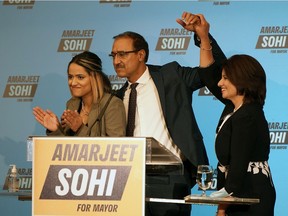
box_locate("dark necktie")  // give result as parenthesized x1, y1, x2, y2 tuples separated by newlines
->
(126, 83, 138, 136)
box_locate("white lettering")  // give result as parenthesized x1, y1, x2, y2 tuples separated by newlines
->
(55, 168, 116, 196)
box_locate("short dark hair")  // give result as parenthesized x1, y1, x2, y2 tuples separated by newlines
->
(113, 31, 149, 62)
(222, 54, 266, 106)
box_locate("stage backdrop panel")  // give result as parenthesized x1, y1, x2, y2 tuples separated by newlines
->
(0, 1, 287, 215)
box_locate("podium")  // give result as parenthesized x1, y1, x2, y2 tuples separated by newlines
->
(144, 137, 183, 175)
(28, 136, 183, 216)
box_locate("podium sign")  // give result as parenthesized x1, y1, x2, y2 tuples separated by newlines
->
(32, 137, 146, 216)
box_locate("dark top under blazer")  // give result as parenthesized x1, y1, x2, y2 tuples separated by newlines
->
(116, 34, 226, 170)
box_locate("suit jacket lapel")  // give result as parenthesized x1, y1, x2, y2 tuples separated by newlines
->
(116, 82, 129, 100)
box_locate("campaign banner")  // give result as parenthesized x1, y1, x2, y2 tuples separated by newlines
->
(32, 137, 146, 216)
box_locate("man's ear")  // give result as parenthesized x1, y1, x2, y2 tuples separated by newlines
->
(138, 49, 146, 62)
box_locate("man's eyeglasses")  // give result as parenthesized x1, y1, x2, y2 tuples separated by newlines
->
(109, 50, 139, 59)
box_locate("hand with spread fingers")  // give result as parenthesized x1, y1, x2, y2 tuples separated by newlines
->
(33, 106, 60, 132)
(61, 109, 83, 132)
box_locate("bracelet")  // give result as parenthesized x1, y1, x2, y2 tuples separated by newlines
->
(197, 36, 212, 44)
(201, 46, 212, 51)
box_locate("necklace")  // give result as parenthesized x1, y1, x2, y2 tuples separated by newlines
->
(81, 102, 90, 116)
(233, 103, 243, 112)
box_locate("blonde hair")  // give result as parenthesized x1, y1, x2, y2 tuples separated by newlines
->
(90, 72, 104, 103)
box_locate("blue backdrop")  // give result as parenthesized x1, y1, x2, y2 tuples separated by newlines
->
(1, 0, 287, 215)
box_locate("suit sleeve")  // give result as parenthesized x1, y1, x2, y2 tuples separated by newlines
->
(195, 33, 228, 103)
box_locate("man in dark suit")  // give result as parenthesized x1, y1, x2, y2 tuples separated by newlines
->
(110, 12, 226, 216)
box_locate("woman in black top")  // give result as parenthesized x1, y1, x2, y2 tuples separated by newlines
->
(199, 53, 276, 215)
